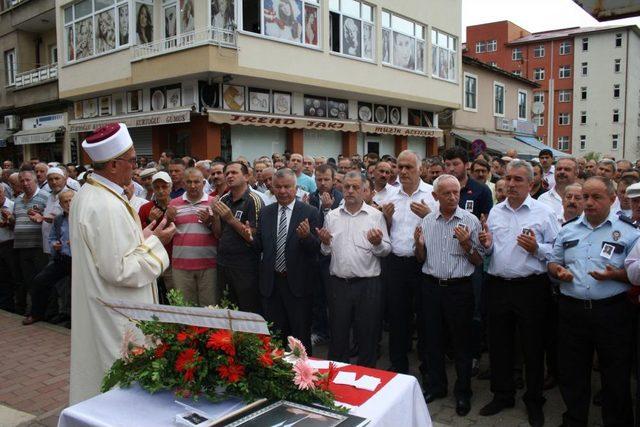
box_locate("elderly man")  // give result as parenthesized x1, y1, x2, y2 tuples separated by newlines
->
(69, 123, 175, 403)
(288, 153, 316, 193)
(254, 161, 268, 193)
(168, 168, 218, 307)
(35, 162, 51, 192)
(139, 168, 157, 200)
(34, 167, 75, 257)
(478, 160, 559, 426)
(585, 159, 597, 176)
(626, 182, 640, 225)
(414, 174, 483, 415)
(318, 171, 390, 366)
(539, 158, 578, 218)
(302, 155, 315, 177)
(0, 185, 15, 312)
(255, 169, 321, 353)
(337, 158, 352, 175)
(551, 177, 639, 427)
(23, 190, 75, 327)
(558, 183, 584, 225)
(382, 150, 437, 375)
(7, 172, 21, 199)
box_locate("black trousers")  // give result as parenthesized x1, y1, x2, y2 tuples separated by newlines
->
(15, 247, 49, 315)
(327, 276, 383, 368)
(217, 264, 261, 314)
(0, 240, 16, 312)
(262, 273, 313, 354)
(31, 256, 71, 320)
(420, 275, 474, 399)
(558, 294, 634, 427)
(487, 274, 547, 407)
(386, 254, 423, 373)
(311, 256, 331, 338)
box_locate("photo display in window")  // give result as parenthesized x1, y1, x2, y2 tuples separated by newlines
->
(273, 91, 292, 115)
(181, 0, 195, 33)
(393, 32, 415, 70)
(358, 102, 373, 122)
(342, 17, 361, 57)
(165, 5, 177, 38)
(118, 4, 129, 45)
(304, 95, 327, 117)
(327, 98, 348, 119)
(75, 18, 94, 59)
(249, 88, 271, 112)
(96, 9, 116, 54)
(212, 0, 235, 31)
(136, 2, 153, 44)
(264, 0, 303, 43)
(304, 4, 318, 45)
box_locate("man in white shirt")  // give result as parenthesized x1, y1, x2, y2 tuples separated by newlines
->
(539, 149, 555, 190)
(380, 150, 437, 375)
(372, 161, 392, 206)
(478, 160, 559, 426)
(0, 185, 15, 312)
(539, 157, 578, 218)
(318, 171, 390, 367)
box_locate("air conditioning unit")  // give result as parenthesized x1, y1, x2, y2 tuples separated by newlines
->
(4, 115, 20, 131)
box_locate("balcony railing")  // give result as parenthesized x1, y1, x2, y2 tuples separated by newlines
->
(14, 63, 58, 89)
(132, 27, 237, 61)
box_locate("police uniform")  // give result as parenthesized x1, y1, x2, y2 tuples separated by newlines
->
(550, 212, 640, 426)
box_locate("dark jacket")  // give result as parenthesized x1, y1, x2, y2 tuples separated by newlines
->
(308, 188, 343, 224)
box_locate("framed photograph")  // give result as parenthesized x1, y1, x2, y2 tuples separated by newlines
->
(223, 400, 368, 427)
(180, 0, 195, 33)
(74, 101, 83, 120)
(422, 110, 434, 127)
(304, 95, 327, 117)
(358, 102, 373, 122)
(223, 84, 245, 111)
(342, 17, 361, 57)
(211, 0, 235, 31)
(264, 0, 303, 43)
(151, 87, 166, 111)
(95, 9, 116, 54)
(304, 4, 318, 45)
(408, 108, 422, 126)
(374, 105, 387, 124)
(85, 98, 98, 118)
(128, 89, 143, 113)
(135, 2, 154, 44)
(164, 4, 177, 38)
(382, 29, 390, 63)
(393, 32, 415, 70)
(75, 17, 94, 59)
(118, 4, 129, 45)
(166, 85, 182, 108)
(272, 91, 291, 115)
(199, 81, 219, 110)
(327, 98, 348, 119)
(249, 88, 271, 113)
(388, 106, 401, 125)
(362, 22, 373, 60)
(99, 96, 112, 116)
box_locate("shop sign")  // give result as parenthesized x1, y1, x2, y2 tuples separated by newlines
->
(360, 122, 443, 138)
(22, 114, 65, 130)
(208, 111, 360, 133)
(69, 109, 191, 133)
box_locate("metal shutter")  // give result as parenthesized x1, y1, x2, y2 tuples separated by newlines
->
(129, 127, 152, 157)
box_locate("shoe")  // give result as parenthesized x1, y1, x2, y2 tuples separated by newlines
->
(526, 404, 544, 427)
(471, 358, 480, 377)
(22, 316, 41, 326)
(456, 397, 471, 416)
(543, 374, 556, 390)
(593, 390, 602, 407)
(479, 398, 515, 416)
(423, 391, 447, 403)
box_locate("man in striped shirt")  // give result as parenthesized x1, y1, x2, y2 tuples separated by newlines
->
(414, 174, 484, 417)
(168, 168, 218, 307)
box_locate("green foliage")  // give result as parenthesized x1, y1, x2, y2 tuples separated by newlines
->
(584, 152, 601, 162)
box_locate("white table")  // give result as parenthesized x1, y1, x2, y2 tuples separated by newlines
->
(58, 373, 431, 427)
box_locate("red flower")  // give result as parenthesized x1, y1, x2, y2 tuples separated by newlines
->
(317, 362, 338, 391)
(176, 332, 188, 342)
(154, 343, 170, 359)
(184, 368, 195, 382)
(175, 348, 198, 372)
(176, 326, 209, 343)
(258, 334, 271, 349)
(217, 362, 245, 383)
(258, 351, 274, 367)
(206, 329, 236, 356)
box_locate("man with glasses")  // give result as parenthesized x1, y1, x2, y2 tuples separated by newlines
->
(69, 123, 176, 404)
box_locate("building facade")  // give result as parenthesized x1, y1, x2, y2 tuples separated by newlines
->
(54, 0, 462, 163)
(0, 0, 73, 164)
(466, 21, 575, 152)
(571, 26, 640, 159)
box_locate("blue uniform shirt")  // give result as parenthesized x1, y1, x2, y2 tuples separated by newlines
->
(550, 212, 640, 300)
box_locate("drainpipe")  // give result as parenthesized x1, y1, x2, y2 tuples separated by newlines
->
(622, 28, 629, 158)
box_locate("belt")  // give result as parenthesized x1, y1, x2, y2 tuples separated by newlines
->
(559, 292, 627, 310)
(332, 276, 369, 284)
(490, 273, 545, 283)
(426, 275, 472, 287)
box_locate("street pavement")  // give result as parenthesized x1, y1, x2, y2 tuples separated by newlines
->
(0, 308, 609, 426)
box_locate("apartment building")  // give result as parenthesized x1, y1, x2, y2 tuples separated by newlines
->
(572, 26, 640, 159)
(54, 0, 461, 162)
(0, 0, 73, 163)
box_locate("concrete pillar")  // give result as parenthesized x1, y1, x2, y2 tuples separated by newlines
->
(190, 116, 221, 160)
(341, 131, 357, 156)
(394, 135, 408, 156)
(426, 137, 438, 157)
(287, 128, 304, 154)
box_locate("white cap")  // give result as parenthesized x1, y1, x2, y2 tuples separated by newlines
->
(626, 182, 640, 199)
(152, 171, 171, 184)
(82, 123, 133, 163)
(46, 167, 65, 177)
(139, 168, 157, 178)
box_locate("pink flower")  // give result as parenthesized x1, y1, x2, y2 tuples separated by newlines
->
(287, 336, 308, 360)
(120, 327, 139, 362)
(292, 360, 317, 390)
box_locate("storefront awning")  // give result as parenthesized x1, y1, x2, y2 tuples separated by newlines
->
(208, 110, 360, 133)
(514, 136, 570, 158)
(360, 122, 443, 138)
(452, 131, 539, 158)
(13, 127, 60, 145)
(68, 107, 192, 133)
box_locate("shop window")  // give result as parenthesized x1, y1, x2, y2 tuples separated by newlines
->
(244, 0, 320, 47)
(330, 0, 374, 59)
(382, 10, 426, 73)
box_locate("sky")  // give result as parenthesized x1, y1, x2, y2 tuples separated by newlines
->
(461, 0, 640, 41)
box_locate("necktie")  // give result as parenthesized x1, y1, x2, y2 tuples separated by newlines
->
(275, 205, 287, 272)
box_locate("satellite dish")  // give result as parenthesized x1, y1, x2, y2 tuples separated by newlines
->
(532, 102, 545, 115)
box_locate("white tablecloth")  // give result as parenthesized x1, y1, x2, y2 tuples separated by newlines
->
(58, 373, 430, 427)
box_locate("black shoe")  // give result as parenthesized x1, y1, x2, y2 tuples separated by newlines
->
(423, 391, 446, 404)
(526, 404, 544, 427)
(456, 397, 471, 416)
(479, 398, 515, 416)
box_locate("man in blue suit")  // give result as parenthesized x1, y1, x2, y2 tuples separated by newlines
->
(255, 168, 321, 353)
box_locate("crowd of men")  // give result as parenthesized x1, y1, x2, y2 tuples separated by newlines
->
(3, 143, 640, 426)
